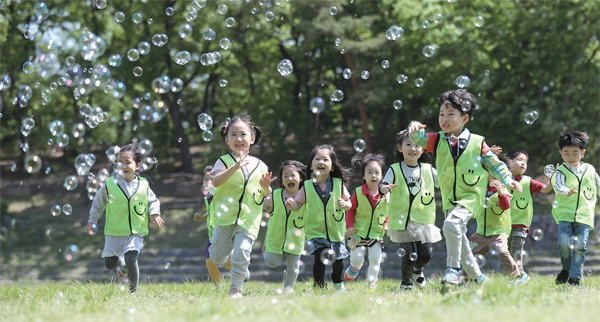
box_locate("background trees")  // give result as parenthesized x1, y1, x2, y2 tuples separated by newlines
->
(0, 0, 598, 179)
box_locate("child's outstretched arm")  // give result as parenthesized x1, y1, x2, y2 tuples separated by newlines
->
(148, 186, 163, 228)
(480, 145, 522, 192)
(408, 121, 429, 149)
(336, 185, 352, 210)
(259, 172, 277, 198)
(212, 148, 250, 187)
(553, 170, 578, 196)
(285, 187, 305, 211)
(86, 186, 107, 233)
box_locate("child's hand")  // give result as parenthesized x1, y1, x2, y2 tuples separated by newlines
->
(489, 145, 503, 156)
(260, 172, 277, 191)
(151, 214, 164, 228)
(193, 212, 208, 222)
(565, 187, 578, 196)
(85, 222, 95, 234)
(508, 181, 523, 193)
(337, 197, 351, 210)
(380, 184, 398, 195)
(408, 121, 426, 134)
(490, 180, 504, 194)
(285, 198, 297, 211)
(346, 227, 355, 237)
(235, 148, 250, 169)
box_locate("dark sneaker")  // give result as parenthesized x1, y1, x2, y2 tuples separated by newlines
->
(567, 278, 580, 286)
(555, 270, 569, 285)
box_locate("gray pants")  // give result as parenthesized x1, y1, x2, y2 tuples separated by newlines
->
(443, 206, 481, 279)
(508, 227, 528, 274)
(264, 251, 301, 288)
(209, 225, 254, 292)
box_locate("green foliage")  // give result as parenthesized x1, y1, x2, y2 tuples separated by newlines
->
(0, 0, 598, 176)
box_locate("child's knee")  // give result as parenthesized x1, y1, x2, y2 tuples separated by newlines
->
(264, 255, 280, 268)
(124, 251, 139, 266)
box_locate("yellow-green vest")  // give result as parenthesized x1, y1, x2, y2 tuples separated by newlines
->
(205, 196, 214, 239)
(551, 163, 597, 229)
(475, 189, 512, 236)
(388, 162, 436, 230)
(264, 189, 306, 255)
(435, 132, 489, 214)
(510, 176, 533, 227)
(105, 176, 150, 236)
(212, 154, 268, 238)
(304, 178, 346, 242)
(353, 186, 388, 240)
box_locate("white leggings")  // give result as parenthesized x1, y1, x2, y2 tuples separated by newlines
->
(349, 243, 382, 283)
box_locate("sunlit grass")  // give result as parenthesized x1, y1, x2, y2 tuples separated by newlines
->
(1, 275, 599, 321)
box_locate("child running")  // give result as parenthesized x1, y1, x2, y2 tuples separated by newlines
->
(286, 144, 352, 291)
(343, 153, 389, 290)
(409, 89, 522, 286)
(551, 129, 599, 286)
(193, 165, 232, 286)
(504, 149, 552, 278)
(262, 160, 307, 293)
(380, 130, 441, 290)
(86, 143, 164, 294)
(209, 113, 272, 299)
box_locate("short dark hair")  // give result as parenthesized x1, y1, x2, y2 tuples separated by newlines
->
(438, 89, 477, 118)
(351, 153, 387, 183)
(505, 149, 529, 161)
(393, 129, 433, 164)
(559, 128, 589, 150)
(119, 143, 159, 172)
(219, 112, 263, 145)
(278, 160, 307, 189)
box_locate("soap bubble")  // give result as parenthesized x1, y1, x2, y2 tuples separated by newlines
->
(151, 75, 171, 94)
(51, 204, 62, 216)
(343, 68, 352, 79)
(217, 4, 228, 15)
(225, 17, 236, 28)
(48, 120, 65, 136)
(178, 24, 192, 38)
(197, 113, 213, 130)
(277, 59, 293, 77)
(22, 61, 34, 74)
(475, 254, 486, 267)
(433, 13, 444, 24)
(175, 51, 191, 65)
(165, 7, 174, 16)
(309, 97, 325, 114)
(461, 100, 472, 113)
(422, 20, 430, 29)
(319, 248, 336, 265)
(63, 244, 80, 262)
(396, 248, 406, 257)
(409, 252, 418, 261)
(524, 111, 538, 125)
(22, 117, 35, 130)
(219, 38, 232, 50)
(396, 74, 408, 84)
(385, 25, 404, 40)
(219, 79, 228, 87)
(393, 100, 403, 110)
(202, 130, 214, 142)
(474, 16, 484, 28)
(79, 32, 106, 61)
(544, 164, 556, 178)
(96, 0, 107, 9)
(56, 133, 69, 147)
(33, 2, 50, 21)
(138, 42, 151, 55)
(265, 11, 275, 22)
(114, 12, 125, 23)
(62, 204, 73, 216)
(329, 6, 338, 15)
(127, 49, 140, 61)
(415, 78, 424, 87)
(531, 229, 544, 241)
(330, 89, 344, 102)
(133, 67, 143, 77)
(202, 28, 216, 41)
(132, 12, 143, 24)
(64, 175, 78, 191)
(152, 34, 168, 47)
(353, 139, 366, 152)
(18, 85, 32, 101)
(87, 224, 98, 235)
(24, 155, 42, 173)
(140, 139, 153, 155)
(381, 60, 390, 69)
(361, 70, 370, 80)
(455, 75, 471, 88)
(170, 78, 184, 92)
(423, 45, 436, 58)
(108, 54, 122, 67)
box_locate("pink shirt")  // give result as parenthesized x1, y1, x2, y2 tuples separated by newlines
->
(346, 184, 389, 230)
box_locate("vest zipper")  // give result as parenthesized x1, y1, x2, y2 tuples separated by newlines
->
(483, 208, 487, 236)
(365, 197, 377, 239)
(570, 166, 586, 222)
(323, 195, 330, 240)
(235, 160, 260, 221)
(280, 191, 289, 252)
(116, 183, 134, 235)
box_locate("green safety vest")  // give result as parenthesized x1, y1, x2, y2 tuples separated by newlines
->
(551, 163, 597, 229)
(264, 189, 306, 255)
(104, 176, 150, 236)
(205, 196, 214, 239)
(304, 178, 346, 242)
(212, 154, 268, 239)
(353, 186, 388, 240)
(387, 162, 436, 230)
(510, 176, 533, 227)
(435, 132, 489, 214)
(475, 189, 512, 236)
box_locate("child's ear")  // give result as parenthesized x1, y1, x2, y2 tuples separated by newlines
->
(581, 149, 586, 158)
(397, 143, 402, 152)
(462, 114, 470, 124)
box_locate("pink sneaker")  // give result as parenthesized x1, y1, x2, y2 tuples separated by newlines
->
(228, 289, 243, 299)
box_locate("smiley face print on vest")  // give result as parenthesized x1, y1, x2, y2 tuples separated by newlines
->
(292, 212, 305, 229)
(420, 191, 434, 206)
(490, 203, 505, 216)
(133, 201, 147, 216)
(377, 211, 386, 225)
(515, 197, 529, 210)
(333, 207, 345, 222)
(462, 168, 482, 186)
(583, 186, 596, 201)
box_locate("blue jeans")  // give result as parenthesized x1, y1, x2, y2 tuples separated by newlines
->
(557, 221, 591, 279)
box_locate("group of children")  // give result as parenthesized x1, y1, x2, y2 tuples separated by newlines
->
(87, 89, 598, 296)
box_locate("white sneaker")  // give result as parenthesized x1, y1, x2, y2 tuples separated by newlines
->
(283, 286, 295, 294)
(228, 289, 243, 299)
(116, 257, 127, 278)
(413, 271, 427, 288)
(400, 284, 413, 291)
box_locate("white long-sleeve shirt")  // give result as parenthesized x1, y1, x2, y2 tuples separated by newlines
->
(88, 175, 161, 224)
(382, 161, 439, 196)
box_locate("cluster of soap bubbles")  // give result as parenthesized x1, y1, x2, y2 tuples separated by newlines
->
(200, 52, 222, 66)
(524, 111, 539, 125)
(197, 113, 214, 141)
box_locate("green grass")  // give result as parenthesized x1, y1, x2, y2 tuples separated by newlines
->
(1, 275, 600, 321)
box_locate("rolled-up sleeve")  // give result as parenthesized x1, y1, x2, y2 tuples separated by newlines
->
(148, 186, 161, 216)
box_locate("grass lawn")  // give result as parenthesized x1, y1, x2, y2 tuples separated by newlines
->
(1, 275, 599, 321)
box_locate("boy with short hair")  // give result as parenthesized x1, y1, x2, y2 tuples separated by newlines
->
(408, 89, 522, 286)
(551, 129, 599, 286)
